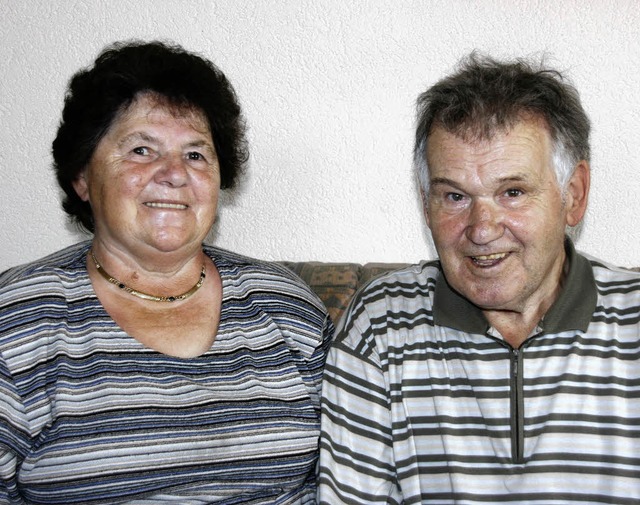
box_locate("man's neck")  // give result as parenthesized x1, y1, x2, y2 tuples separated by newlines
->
(482, 260, 568, 348)
(483, 308, 548, 348)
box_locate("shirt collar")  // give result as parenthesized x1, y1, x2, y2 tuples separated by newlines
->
(433, 238, 596, 335)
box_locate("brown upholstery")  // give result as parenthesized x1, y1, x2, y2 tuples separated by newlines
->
(280, 261, 640, 326)
(279, 261, 409, 324)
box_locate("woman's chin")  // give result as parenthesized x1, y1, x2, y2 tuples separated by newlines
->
(134, 231, 205, 256)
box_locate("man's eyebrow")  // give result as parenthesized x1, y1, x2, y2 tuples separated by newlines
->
(498, 173, 528, 182)
(429, 177, 460, 189)
(430, 174, 529, 188)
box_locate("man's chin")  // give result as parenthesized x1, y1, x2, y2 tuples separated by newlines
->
(455, 283, 518, 312)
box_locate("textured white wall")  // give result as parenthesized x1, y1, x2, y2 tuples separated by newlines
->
(1, 0, 639, 272)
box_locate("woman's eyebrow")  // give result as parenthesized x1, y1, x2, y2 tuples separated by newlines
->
(116, 131, 156, 149)
(184, 139, 218, 156)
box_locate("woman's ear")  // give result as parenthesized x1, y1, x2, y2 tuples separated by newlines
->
(565, 160, 590, 227)
(72, 171, 90, 202)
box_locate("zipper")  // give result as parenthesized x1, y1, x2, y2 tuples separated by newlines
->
(510, 348, 524, 463)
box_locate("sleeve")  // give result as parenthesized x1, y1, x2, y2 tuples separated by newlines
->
(261, 262, 335, 417)
(317, 301, 402, 504)
(0, 357, 29, 504)
(303, 314, 334, 418)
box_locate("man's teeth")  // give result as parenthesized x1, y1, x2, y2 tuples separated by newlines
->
(145, 202, 187, 210)
(473, 253, 507, 261)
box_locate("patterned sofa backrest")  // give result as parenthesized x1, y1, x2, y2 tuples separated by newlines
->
(281, 261, 640, 326)
(280, 261, 410, 325)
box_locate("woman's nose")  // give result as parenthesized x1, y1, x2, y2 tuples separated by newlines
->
(465, 198, 504, 244)
(155, 152, 188, 186)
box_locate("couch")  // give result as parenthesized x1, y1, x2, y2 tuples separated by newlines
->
(280, 260, 640, 326)
(280, 261, 409, 324)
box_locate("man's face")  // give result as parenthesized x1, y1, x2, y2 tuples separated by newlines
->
(424, 119, 588, 315)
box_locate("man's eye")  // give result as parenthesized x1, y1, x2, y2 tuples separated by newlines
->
(446, 192, 465, 202)
(506, 188, 524, 198)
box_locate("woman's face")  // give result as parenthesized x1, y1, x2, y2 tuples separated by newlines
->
(73, 94, 220, 261)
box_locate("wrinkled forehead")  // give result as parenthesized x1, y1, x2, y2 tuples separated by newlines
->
(425, 116, 556, 180)
(425, 115, 553, 161)
(428, 110, 553, 146)
(115, 91, 210, 132)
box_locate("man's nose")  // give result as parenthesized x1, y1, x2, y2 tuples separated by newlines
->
(465, 198, 504, 244)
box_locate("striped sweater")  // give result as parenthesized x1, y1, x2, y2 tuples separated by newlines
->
(318, 240, 640, 504)
(0, 242, 332, 504)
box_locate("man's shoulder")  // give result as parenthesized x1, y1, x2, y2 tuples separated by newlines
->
(357, 259, 442, 299)
(339, 260, 441, 329)
(332, 260, 442, 359)
(583, 253, 640, 287)
(587, 256, 640, 279)
(580, 253, 640, 316)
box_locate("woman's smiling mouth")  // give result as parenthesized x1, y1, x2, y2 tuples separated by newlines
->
(144, 202, 188, 210)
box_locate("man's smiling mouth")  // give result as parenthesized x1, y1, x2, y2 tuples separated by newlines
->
(470, 252, 508, 266)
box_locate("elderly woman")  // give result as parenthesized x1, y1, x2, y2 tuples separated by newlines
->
(0, 41, 332, 504)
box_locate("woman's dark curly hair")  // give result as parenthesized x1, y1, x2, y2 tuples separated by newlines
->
(53, 40, 248, 233)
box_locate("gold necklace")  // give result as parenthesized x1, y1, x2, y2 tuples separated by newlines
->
(89, 250, 206, 302)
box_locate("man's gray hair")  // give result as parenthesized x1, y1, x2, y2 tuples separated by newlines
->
(414, 52, 591, 198)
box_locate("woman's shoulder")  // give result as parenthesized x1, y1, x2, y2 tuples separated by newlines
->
(204, 244, 309, 283)
(204, 244, 327, 311)
(0, 241, 91, 292)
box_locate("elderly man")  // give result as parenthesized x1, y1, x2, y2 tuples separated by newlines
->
(318, 54, 640, 504)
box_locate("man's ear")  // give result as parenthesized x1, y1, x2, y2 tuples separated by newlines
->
(72, 171, 90, 202)
(565, 160, 590, 227)
(420, 188, 432, 229)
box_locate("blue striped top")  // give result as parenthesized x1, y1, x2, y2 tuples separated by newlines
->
(0, 242, 332, 504)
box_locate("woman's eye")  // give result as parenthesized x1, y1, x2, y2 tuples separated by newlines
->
(187, 151, 205, 161)
(132, 146, 150, 156)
